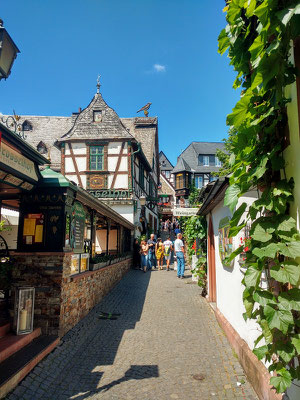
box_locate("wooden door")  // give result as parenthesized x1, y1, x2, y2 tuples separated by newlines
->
(208, 216, 216, 302)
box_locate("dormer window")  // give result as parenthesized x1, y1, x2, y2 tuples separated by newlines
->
(93, 110, 102, 122)
(22, 120, 33, 131)
(37, 141, 47, 155)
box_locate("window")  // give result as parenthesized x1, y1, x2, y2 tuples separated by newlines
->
(37, 141, 47, 155)
(90, 146, 104, 170)
(203, 156, 209, 166)
(210, 175, 217, 182)
(176, 173, 184, 189)
(194, 175, 203, 189)
(204, 176, 209, 186)
(93, 110, 102, 122)
(139, 164, 145, 189)
(215, 156, 222, 167)
(22, 120, 33, 131)
(165, 171, 170, 179)
(149, 178, 153, 196)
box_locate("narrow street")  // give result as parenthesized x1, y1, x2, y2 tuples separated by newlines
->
(7, 269, 258, 400)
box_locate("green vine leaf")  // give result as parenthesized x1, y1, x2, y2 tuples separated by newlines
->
(278, 241, 300, 258)
(226, 91, 252, 128)
(277, 343, 296, 363)
(252, 243, 278, 259)
(260, 319, 273, 344)
(270, 261, 300, 285)
(253, 290, 276, 306)
(276, 3, 300, 26)
(224, 184, 240, 212)
(270, 369, 292, 394)
(291, 334, 300, 353)
(244, 264, 262, 287)
(253, 345, 268, 360)
(251, 223, 272, 242)
(264, 305, 294, 334)
(278, 289, 300, 312)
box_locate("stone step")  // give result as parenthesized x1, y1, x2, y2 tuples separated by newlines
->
(0, 335, 59, 399)
(0, 328, 41, 363)
(0, 322, 10, 339)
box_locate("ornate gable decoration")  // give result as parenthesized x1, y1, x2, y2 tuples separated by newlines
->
(61, 93, 133, 141)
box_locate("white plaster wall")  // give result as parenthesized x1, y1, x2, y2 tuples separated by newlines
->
(108, 142, 122, 154)
(65, 158, 75, 173)
(110, 204, 133, 224)
(108, 157, 118, 171)
(210, 192, 261, 350)
(65, 142, 86, 155)
(76, 157, 86, 172)
(119, 157, 128, 172)
(114, 175, 128, 189)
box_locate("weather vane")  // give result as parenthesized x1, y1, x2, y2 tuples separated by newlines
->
(96, 74, 101, 94)
(137, 102, 152, 117)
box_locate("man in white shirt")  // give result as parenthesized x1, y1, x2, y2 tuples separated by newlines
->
(163, 236, 173, 271)
(174, 233, 185, 279)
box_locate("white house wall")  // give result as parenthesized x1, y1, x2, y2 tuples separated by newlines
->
(209, 193, 261, 351)
(110, 204, 134, 224)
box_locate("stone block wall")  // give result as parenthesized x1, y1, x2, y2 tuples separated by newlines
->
(11, 252, 66, 335)
(11, 252, 132, 337)
(59, 258, 131, 337)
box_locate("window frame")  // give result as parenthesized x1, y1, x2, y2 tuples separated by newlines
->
(203, 155, 209, 166)
(89, 145, 104, 171)
(215, 156, 222, 167)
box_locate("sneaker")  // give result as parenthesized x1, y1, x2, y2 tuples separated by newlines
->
(180, 276, 184, 279)
(177, 276, 180, 278)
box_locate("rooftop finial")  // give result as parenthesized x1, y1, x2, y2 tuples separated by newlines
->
(96, 74, 101, 94)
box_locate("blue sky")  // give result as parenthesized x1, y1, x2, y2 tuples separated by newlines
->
(0, 0, 239, 166)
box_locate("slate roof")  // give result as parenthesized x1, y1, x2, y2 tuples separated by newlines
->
(1, 115, 74, 170)
(172, 141, 225, 174)
(159, 151, 174, 171)
(121, 117, 158, 169)
(60, 93, 134, 141)
(2, 90, 158, 174)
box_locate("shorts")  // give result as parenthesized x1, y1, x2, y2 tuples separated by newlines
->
(164, 254, 171, 261)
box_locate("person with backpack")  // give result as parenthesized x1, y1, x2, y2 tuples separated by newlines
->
(163, 236, 173, 271)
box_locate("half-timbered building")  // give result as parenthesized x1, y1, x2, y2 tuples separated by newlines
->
(3, 84, 160, 236)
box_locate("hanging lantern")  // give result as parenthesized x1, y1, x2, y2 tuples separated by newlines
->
(14, 287, 35, 335)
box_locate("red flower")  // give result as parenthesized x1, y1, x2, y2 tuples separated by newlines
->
(244, 246, 249, 252)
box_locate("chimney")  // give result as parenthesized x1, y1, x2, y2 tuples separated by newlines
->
(78, 107, 81, 113)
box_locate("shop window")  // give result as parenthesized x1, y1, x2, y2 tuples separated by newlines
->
(22, 120, 33, 131)
(37, 141, 47, 155)
(90, 146, 104, 170)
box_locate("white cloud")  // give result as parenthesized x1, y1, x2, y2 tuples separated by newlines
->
(153, 64, 166, 72)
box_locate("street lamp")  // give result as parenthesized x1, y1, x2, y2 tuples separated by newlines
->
(140, 195, 146, 207)
(0, 19, 20, 80)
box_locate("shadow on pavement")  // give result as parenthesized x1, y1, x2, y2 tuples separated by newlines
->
(71, 365, 159, 399)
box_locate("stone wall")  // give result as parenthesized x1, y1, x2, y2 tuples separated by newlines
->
(11, 252, 66, 335)
(11, 252, 132, 337)
(59, 258, 131, 337)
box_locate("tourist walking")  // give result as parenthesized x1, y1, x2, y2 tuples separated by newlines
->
(174, 233, 185, 278)
(140, 240, 149, 273)
(155, 238, 164, 270)
(163, 236, 173, 271)
(147, 233, 157, 270)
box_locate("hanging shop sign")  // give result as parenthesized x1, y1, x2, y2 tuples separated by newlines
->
(22, 213, 44, 245)
(218, 216, 233, 268)
(0, 141, 38, 181)
(172, 208, 199, 217)
(70, 201, 86, 253)
(88, 189, 129, 199)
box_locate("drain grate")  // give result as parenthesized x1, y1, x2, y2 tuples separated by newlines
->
(192, 374, 205, 381)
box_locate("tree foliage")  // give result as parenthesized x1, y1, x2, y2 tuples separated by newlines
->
(219, 0, 300, 394)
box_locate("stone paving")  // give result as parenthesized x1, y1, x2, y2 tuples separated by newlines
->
(7, 267, 258, 400)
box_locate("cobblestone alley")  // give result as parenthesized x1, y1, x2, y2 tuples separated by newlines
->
(7, 268, 258, 400)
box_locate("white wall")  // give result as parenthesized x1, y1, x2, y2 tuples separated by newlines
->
(110, 204, 134, 224)
(209, 192, 261, 350)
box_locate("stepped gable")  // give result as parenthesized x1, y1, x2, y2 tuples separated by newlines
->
(61, 93, 134, 141)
